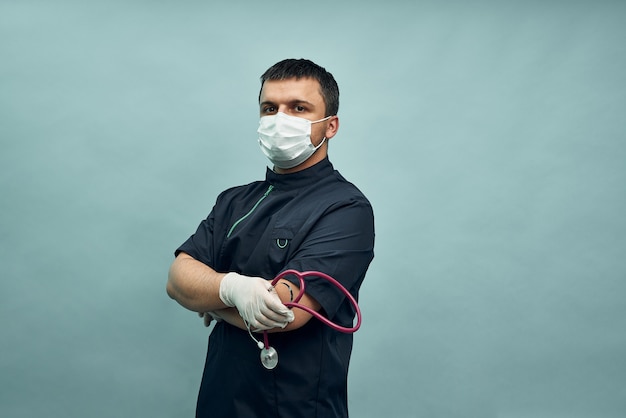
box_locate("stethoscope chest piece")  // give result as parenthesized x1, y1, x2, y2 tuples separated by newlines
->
(260, 346, 278, 370)
(246, 269, 362, 371)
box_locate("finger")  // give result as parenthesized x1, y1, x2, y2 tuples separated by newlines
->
(246, 310, 288, 330)
(258, 307, 293, 328)
(263, 297, 295, 322)
(246, 317, 273, 331)
(260, 305, 292, 323)
(209, 311, 224, 321)
(238, 308, 271, 331)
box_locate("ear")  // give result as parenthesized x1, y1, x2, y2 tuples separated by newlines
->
(325, 116, 340, 140)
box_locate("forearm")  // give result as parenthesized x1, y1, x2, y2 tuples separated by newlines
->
(166, 252, 228, 312)
(271, 279, 317, 332)
(213, 278, 321, 333)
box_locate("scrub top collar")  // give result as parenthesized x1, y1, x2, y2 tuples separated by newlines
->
(266, 157, 334, 191)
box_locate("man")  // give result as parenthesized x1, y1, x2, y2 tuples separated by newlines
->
(167, 58, 375, 417)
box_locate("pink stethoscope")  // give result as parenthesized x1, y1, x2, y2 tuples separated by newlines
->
(246, 269, 362, 370)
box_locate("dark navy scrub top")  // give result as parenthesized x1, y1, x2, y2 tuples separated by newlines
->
(176, 158, 375, 418)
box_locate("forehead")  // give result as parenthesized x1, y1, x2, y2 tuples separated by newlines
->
(259, 77, 324, 104)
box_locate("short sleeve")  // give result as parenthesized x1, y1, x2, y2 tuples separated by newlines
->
(281, 197, 375, 324)
(175, 208, 216, 268)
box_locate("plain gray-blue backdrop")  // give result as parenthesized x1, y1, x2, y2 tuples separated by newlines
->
(1, 1, 625, 417)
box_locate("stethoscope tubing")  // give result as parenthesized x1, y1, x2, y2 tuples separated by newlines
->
(262, 269, 362, 349)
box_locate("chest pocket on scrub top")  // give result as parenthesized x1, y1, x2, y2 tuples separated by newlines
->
(268, 228, 293, 269)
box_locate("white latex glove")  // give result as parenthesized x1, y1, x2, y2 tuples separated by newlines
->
(198, 311, 223, 327)
(219, 272, 295, 330)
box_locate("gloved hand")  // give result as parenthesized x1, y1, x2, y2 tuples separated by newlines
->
(219, 272, 295, 330)
(198, 311, 223, 327)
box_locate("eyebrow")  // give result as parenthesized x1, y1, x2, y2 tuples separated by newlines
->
(260, 99, 316, 108)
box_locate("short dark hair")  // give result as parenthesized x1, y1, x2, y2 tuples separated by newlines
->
(260, 58, 339, 117)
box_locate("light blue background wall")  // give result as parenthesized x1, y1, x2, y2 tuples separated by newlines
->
(1, 1, 625, 417)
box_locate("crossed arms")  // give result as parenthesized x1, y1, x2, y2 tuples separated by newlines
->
(166, 252, 321, 332)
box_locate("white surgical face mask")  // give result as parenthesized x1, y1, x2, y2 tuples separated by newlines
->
(257, 112, 331, 169)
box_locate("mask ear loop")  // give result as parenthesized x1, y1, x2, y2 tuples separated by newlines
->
(310, 114, 331, 149)
(311, 115, 333, 124)
(313, 137, 327, 150)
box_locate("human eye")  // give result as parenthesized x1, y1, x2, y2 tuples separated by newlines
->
(294, 104, 306, 113)
(261, 105, 277, 114)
